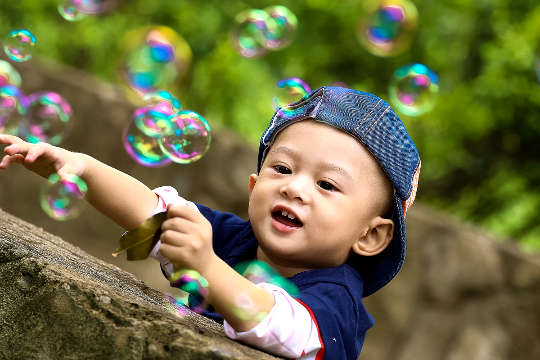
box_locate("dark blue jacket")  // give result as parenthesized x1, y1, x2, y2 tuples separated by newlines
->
(165, 203, 374, 360)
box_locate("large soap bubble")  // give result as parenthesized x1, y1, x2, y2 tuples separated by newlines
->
(158, 111, 211, 164)
(22, 92, 73, 145)
(231, 6, 298, 58)
(168, 269, 209, 314)
(120, 26, 192, 99)
(0, 85, 27, 135)
(3, 29, 36, 62)
(40, 173, 87, 221)
(262, 5, 298, 51)
(357, 0, 418, 57)
(388, 63, 439, 116)
(123, 116, 172, 168)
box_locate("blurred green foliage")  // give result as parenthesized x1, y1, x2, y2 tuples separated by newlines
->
(1, 0, 539, 251)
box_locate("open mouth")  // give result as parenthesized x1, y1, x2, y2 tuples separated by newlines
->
(271, 209, 303, 228)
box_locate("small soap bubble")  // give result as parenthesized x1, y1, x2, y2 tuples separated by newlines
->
(120, 26, 192, 98)
(158, 111, 211, 164)
(388, 63, 439, 116)
(0, 60, 22, 87)
(230, 293, 268, 322)
(163, 293, 190, 317)
(357, 0, 418, 57)
(134, 90, 181, 137)
(40, 173, 87, 221)
(3, 29, 36, 62)
(0, 85, 27, 135)
(72, 0, 118, 15)
(272, 77, 311, 110)
(262, 6, 298, 50)
(169, 269, 209, 314)
(231, 9, 274, 58)
(57, 1, 87, 22)
(234, 260, 299, 296)
(122, 117, 172, 167)
(21, 92, 72, 145)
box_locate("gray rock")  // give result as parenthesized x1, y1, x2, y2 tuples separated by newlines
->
(0, 209, 280, 359)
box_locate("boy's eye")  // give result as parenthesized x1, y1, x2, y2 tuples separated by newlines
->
(273, 165, 291, 174)
(318, 180, 337, 191)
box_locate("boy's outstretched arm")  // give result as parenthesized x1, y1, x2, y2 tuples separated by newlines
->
(0, 134, 158, 230)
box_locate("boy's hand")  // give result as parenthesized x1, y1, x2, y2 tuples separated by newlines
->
(159, 203, 216, 275)
(0, 134, 85, 179)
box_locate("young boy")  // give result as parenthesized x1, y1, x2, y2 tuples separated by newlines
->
(0, 86, 420, 359)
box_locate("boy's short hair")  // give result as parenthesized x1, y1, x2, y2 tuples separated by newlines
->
(257, 86, 421, 297)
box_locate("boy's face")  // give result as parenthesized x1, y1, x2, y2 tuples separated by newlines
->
(248, 120, 393, 275)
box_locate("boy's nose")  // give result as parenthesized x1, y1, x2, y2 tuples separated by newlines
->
(279, 176, 311, 203)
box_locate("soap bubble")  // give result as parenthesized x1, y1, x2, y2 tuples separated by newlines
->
(357, 0, 418, 57)
(169, 269, 209, 314)
(272, 77, 311, 110)
(234, 260, 299, 296)
(262, 5, 298, 50)
(0, 60, 22, 87)
(71, 0, 118, 14)
(3, 29, 36, 62)
(536, 59, 540, 85)
(388, 63, 439, 116)
(123, 117, 172, 167)
(0, 85, 27, 135)
(134, 90, 181, 137)
(230, 293, 268, 322)
(40, 173, 87, 221)
(231, 9, 274, 58)
(158, 111, 211, 164)
(21, 92, 73, 145)
(231, 6, 298, 58)
(57, 1, 86, 21)
(120, 26, 192, 99)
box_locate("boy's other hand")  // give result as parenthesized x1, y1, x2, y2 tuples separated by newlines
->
(159, 203, 216, 276)
(0, 134, 85, 179)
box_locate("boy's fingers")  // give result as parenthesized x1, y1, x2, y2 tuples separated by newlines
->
(25, 142, 48, 162)
(0, 134, 23, 145)
(166, 203, 200, 221)
(161, 217, 192, 233)
(0, 154, 24, 168)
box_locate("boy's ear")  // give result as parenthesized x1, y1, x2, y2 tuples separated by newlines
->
(351, 217, 394, 256)
(248, 173, 258, 196)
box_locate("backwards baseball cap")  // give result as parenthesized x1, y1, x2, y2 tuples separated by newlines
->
(257, 86, 421, 297)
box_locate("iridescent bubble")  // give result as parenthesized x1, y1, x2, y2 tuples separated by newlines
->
(230, 293, 269, 322)
(120, 26, 192, 98)
(57, 1, 87, 21)
(262, 6, 298, 50)
(0, 60, 22, 87)
(134, 90, 181, 138)
(158, 111, 211, 164)
(3, 29, 37, 62)
(357, 0, 418, 57)
(169, 269, 209, 314)
(231, 9, 274, 58)
(21, 92, 73, 145)
(388, 63, 439, 116)
(0, 85, 27, 135)
(234, 260, 299, 296)
(123, 116, 172, 167)
(40, 173, 87, 221)
(272, 77, 311, 110)
(163, 293, 190, 317)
